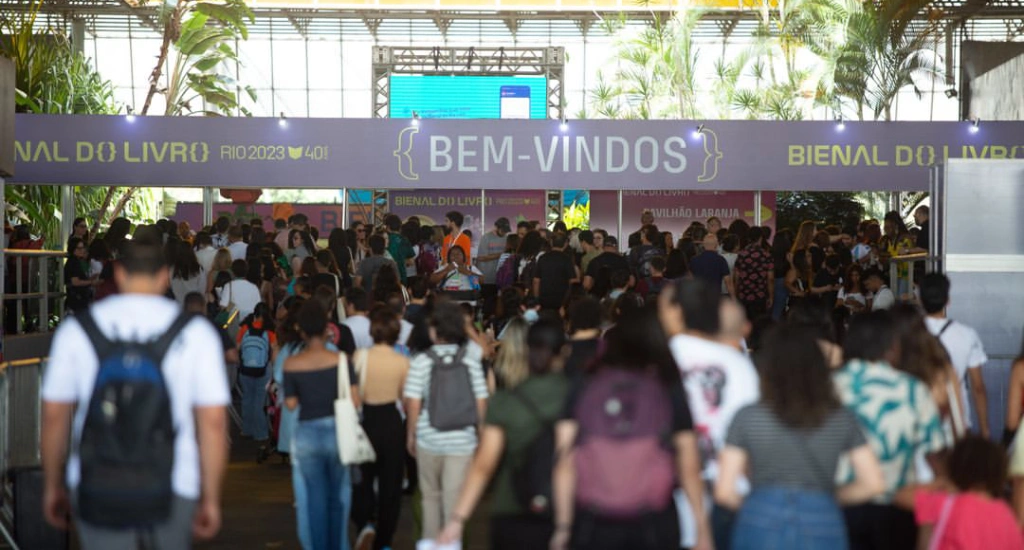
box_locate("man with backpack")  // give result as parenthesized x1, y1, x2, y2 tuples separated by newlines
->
(42, 238, 230, 548)
(403, 301, 490, 540)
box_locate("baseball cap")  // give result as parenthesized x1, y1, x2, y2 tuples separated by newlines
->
(604, 236, 619, 249)
(495, 217, 512, 232)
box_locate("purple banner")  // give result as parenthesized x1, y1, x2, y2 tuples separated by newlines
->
(589, 191, 776, 244)
(13, 114, 1024, 191)
(390, 189, 545, 251)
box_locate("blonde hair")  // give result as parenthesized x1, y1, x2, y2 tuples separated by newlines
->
(211, 248, 233, 273)
(791, 220, 816, 253)
(493, 318, 530, 388)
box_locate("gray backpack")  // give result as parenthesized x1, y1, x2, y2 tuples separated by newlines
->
(426, 347, 479, 431)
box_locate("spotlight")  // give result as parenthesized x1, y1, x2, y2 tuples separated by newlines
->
(125, 106, 136, 123)
(693, 123, 705, 138)
(835, 115, 845, 131)
(945, 88, 958, 99)
(412, 111, 420, 127)
(969, 118, 980, 133)
(559, 114, 568, 132)
(278, 112, 288, 128)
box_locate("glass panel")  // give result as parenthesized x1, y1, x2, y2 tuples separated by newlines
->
(238, 39, 273, 89)
(307, 39, 342, 89)
(95, 38, 134, 87)
(273, 39, 308, 90)
(276, 90, 309, 117)
(342, 89, 372, 118)
(309, 91, 343, 118)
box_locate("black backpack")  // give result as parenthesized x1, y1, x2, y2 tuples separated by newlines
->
(426, 346, 479, 431)
(74, 309, 194, 528)
(510, 389, 557, 517)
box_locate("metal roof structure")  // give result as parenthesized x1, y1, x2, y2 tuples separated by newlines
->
(7, 0, 1024, 41)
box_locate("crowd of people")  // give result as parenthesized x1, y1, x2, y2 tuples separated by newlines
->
(38, 205, 1024, 550)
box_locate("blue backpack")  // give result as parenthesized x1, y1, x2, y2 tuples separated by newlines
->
(75, 309, 194, 528)
(239, 327, 271, 377)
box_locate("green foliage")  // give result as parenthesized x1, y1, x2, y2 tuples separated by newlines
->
(776, 191, 864, 234)
(562, 201, 590, 230)
(162, 0, 257, 116)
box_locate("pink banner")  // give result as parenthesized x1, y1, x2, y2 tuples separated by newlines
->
(589, 191, 776, 246)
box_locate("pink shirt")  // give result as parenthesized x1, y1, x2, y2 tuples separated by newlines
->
(916, 490, 1024, 550)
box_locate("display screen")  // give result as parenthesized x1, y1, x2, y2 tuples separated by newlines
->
(389, 75, 547, 119)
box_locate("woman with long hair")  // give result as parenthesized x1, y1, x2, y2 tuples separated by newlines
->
(170, 239, 206, 306)
(288, 229, 317, 262)
(890, 304, 965, 441)
(784, 250, 811, 315)
(328, 228, 355, 288)
(284, 300, 359, 550)
(64, 236, 97, 314)
(716, 325, 885, 549)
(491, 317, 530, 389)
(550, 305, 711, 550)
(436, 318, 568, 549)
(837, 264, 868, 315)
(206, 248, 234, 301)
(350, 306, 411, 550)
(790, 221, 816, 260)
(68, 217, 89, 249)
(373, 263, 407, 305)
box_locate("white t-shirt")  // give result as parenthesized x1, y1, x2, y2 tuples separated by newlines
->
(926, 316, 988, 429)
(871, 286, 896, 310)
(195, 246, 217, 275)
(399, 319, 414, 347)
(227, 241, 248, 262)
(670, 333, 759, 547)
(837, 288, 867, 311)
(41, 295, 230, 500)
(721, 252, 738, 294)
(220, 278, 262, 320)
(343, 315, 373, 350)
(433, 264, 483, 291)
(171, 267, 207, 306)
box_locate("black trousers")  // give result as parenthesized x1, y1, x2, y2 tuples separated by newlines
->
(481, 283, 499, 318)
(844, 503, 917, 550)
(491, 515, 553, 550)
(572, 502, 680, 550)
(740, 298, 768, 323)
(351, 403, 405, 550)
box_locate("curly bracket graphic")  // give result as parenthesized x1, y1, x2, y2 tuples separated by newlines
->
(697, 128, 723, 183)
(394, 126, 420, 181)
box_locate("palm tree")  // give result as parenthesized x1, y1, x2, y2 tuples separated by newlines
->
(832, 0, 944, 121)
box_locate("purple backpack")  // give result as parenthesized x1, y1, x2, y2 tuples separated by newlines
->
(573, 369, 676, 518)
(495, 254, 518, 290)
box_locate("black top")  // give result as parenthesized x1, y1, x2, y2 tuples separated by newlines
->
(311, 273, 344, 299)
(916, 220, 930, 251)
(586, 252, 630, 298)
(63, 258, 93, 312)
(284, 361, 357, 421)
(564, 338, 601, 380)
(689, 251, 730, 288)
(812, 270, 841, 308)
(535, 250, 576, 310)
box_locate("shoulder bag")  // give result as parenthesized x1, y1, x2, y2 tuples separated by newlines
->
(335, 352, 376, 465)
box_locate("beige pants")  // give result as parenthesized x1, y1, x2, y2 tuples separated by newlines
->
(417, 447, 473, 539)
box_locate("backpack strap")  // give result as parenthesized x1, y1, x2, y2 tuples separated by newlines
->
(938, 320, 954, 338)
(511, 387, 551, 426)
(75, 309, 115, 359)
(149, 312, 197, 363)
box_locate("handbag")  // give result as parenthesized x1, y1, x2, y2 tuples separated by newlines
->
(215, 283, 241, 339)
(334, 352, 376, 465)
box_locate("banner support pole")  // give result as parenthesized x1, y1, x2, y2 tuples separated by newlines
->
(342, 187, 348, 229)
(480, 189, 486, 240)
(616, 190, 623, 248)
(754, 191, 763, 226)
(202, 187, 214, 227)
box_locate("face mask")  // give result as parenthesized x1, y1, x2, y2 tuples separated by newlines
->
(523, 309, 539, 323)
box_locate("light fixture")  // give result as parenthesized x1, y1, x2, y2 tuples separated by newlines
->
(125, 106, 136, 123)
(412, 111, 420, 127)
(559, 114, 568, 132)
(969, 118, 980, 133)
(278, 112, 288, 128)
(693, 123, 705, 138)
(835, 114, 845, 131)
(945, 88, 958, 99)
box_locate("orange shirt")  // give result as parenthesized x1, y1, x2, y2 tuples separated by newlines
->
(442, 231, 472, 264)
(237, 320, 278, 346)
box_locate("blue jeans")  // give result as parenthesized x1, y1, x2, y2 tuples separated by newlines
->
(294, 416, 352, 550)
(772, 278, 789, 321)
(732, 487, 847, 550)
(240, 369, 270, 441)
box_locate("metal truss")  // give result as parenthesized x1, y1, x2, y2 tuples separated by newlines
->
(371, 46, 565, 119)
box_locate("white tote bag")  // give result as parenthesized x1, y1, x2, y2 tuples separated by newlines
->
(335, 353, 376, 465)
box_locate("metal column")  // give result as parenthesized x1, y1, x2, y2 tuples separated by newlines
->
(616, 190, 623, 249)
(480, 189, 486, 236)
(341, 187, 349, 229)
(753, 191, 763, 226)
(60, 185, 75, 247)
(202, 187, 215, 227)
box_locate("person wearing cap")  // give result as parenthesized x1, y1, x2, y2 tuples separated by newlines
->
(628, 209, 656, 252)
(477, 217, 511, 317)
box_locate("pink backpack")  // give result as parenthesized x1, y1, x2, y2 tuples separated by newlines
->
(573, 369, 676, 518)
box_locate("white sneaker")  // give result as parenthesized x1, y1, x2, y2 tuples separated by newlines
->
(355, 525, 376, 550)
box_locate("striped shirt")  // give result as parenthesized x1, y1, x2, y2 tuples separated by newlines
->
(403, 342, 489, 456)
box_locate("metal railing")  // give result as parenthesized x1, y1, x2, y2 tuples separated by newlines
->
(888, 253, 940, 302)
(0, 357, 45, 550)
(4, 249, 66, 335)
